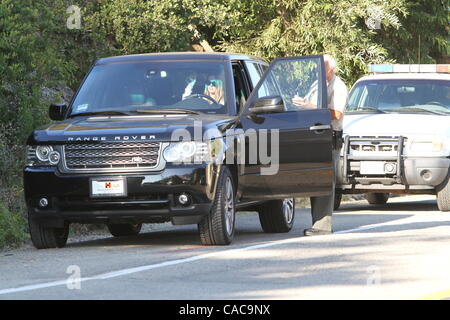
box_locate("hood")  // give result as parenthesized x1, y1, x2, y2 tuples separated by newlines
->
(344, 113, 450, 137)
(28, 114, 236, 144)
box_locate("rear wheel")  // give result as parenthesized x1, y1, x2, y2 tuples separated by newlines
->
(258, 198, 295, 233)
(107, 223, 142, 237)
(365, 193, 389, 205)
(29, 218, 69, 249)
(198, 167, 235, 245)
(437, 175, 450, 212)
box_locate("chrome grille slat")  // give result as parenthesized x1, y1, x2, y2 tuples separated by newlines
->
(65, 142, 159, 150)
(63, 142, 160, 170)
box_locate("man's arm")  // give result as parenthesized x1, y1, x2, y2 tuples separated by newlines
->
(292, 96, 317, 109)
(329, 109, 343, 120)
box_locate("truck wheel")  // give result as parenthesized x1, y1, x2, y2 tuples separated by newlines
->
(258, 198, 295, 233)
(334, 190, 342, 210)
(198, 167, 235, 245)
(29, 218, 69, 249)
(107, 223, 142, 237)
(366, 193, 389, 205)
(437, 176, 450, 212)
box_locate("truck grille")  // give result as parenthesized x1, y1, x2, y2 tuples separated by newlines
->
(63, 142, 160, 170)
(349, 136, 402, 154)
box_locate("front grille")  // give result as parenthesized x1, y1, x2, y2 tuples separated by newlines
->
(63, 142, 160, 170)
(349, 136, 403, 154)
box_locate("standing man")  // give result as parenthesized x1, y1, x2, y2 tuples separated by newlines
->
(292, 54, 348, 236)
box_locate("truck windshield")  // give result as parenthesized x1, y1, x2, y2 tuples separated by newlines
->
(70, 61, 228, 116)
(346, 79, 450, 115)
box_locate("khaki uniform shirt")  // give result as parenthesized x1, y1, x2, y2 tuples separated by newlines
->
(303, 74, 349, 130)
(327, 74, 348, 130)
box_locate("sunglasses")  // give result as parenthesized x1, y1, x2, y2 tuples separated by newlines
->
(207, 80, 222, 87)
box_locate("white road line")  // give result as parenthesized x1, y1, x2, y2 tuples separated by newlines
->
(0, 213, 444, 296)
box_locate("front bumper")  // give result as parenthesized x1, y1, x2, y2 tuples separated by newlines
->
(24, 164, 219, 227)
(337, 156, 450, 192)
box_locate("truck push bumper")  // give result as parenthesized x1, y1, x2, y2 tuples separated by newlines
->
(338, 135, 449, 191)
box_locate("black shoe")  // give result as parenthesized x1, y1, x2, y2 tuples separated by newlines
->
(303, 228, 332, 236)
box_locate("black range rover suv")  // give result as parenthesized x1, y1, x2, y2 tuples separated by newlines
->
(25, 52, 334, 249)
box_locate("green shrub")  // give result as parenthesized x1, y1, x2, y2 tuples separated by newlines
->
(0, 203, 28, 249)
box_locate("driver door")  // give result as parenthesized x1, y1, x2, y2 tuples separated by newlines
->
(237, 55, 333, 199)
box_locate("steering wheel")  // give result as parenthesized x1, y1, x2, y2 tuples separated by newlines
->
(185, 93, 219, 105)
(425, 101, 449, 108)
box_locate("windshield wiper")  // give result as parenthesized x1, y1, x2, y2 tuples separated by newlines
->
(130, 108, 200, 115)
(347, 106, 387, 113)
(68, 110, 131, 118)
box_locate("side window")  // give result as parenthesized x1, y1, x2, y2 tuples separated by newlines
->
(252, 57, 323, 112)
(244, 61, 262, 88)
(232, 63, 250, 112)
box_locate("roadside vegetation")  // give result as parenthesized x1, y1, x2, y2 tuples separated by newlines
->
(0, 0, 448, 248)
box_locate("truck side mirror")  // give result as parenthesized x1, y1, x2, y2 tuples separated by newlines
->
(248, 96, 285, 114)
(49, 103, 68, 121)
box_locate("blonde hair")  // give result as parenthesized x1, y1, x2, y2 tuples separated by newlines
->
(204, 81, 225, 104)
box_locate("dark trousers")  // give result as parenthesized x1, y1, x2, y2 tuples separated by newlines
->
(309, 149, 340, 232)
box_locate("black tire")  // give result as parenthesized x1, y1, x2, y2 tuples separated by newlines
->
(29, 218, 69, 249)
(107, 223, 142, 237)
(334, 190, 342, 211)
(198, 166, 235, 245)
(258, 198, 295, 233)
(365, 193, 389, 205)
(437, 175, 450, 212)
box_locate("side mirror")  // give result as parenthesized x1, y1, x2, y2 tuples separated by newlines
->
(49, 103, 68, 121)
(248, 96, 285, 114)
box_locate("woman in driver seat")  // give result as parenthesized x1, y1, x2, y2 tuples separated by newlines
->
(204, 77, 225, 105)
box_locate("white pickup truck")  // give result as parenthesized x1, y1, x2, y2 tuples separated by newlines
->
(335, 64, 450, 211)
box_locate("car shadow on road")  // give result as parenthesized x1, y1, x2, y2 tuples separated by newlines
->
(66, 227, 203, 248)
(338, 199, 438, 212)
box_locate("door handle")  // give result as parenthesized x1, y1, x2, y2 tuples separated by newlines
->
(309, 124, 331, 131)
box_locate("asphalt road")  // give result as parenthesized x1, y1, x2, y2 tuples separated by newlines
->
(1, 195, 450, 300)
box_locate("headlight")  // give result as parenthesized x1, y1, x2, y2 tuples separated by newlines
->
(27, 145, 61, 166)
(163, 140, 224, 164)
(410, 139, 444, 153)
(36, 146, 53, 161)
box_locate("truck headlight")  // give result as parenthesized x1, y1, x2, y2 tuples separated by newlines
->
(27, 145, 62, 166)
(410, 140, 444, 152)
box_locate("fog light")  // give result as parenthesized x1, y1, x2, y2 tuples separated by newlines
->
(421, 170, 432, 181)
(177, 193, 191, 206)
(38, 198, 49, 208)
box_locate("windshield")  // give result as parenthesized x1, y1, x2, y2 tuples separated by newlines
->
(70, 61, 228, 116)
(346, 79, 450, 115)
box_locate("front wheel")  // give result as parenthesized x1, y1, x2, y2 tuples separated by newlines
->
(29, 218, 69, 249)
(198, 167, 235, 245)
(437, 175, 450, 212)
(365, 193, 389, 205)
(258, 198, 295, 233)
